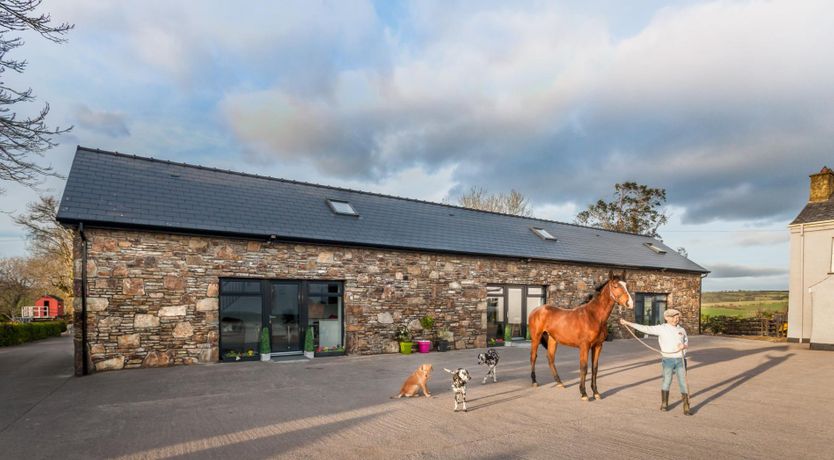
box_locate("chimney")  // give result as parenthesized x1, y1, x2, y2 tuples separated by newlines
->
(809, 166, 834, 202)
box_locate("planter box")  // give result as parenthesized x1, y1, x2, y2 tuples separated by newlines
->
(304, 351, 315, 359)
(314, 350, 345, 357)
(436, 340, 450, 352)
(399, 341, 414, 354)
(260, 353, 272, 362)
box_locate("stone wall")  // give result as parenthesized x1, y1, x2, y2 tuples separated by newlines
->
(73, 228, 702, 373)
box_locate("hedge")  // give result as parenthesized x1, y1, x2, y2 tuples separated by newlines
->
(0, 321, 67, 347)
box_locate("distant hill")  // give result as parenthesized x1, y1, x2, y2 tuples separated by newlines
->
(701, 290, 788, 318)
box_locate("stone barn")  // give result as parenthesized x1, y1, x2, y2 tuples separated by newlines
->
(57, 147, 708, 374)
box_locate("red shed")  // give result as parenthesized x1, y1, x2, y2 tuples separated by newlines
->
(34, 295, 64, 319)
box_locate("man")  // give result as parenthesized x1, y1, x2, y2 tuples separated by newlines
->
(620, 309, 691, 415)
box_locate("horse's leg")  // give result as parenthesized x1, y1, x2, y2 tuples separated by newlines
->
(547, 337, 564, 388)
(579, 344, 590, 401)
(591, 342, 603, 400)
(530, 329, 540, 387)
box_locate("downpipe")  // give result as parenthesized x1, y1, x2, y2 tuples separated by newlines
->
(79, 222, 89, 376)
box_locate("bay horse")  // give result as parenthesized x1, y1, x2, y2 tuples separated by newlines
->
(528, 271, 634, 401)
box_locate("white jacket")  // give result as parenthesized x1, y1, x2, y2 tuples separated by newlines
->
(628, 322, 688, 358)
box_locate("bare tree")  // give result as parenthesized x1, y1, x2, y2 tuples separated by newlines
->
(13, 194, 73, 304)
(574, 182, 669, 237)
(0, 256, 37, 320)
(455, 186, 533, 216)
(0, 0, 73, 192)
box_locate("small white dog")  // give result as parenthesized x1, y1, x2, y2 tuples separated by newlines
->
(477, 349, 500, 384)
(444, 368, 472, 412)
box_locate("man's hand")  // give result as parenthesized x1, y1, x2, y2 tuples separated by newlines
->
(619, 318, 628, 326)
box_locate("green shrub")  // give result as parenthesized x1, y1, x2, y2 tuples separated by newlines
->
(0, 320, 65, 347)
(304, 326, 315, 352)
(259, 327, 271, 355)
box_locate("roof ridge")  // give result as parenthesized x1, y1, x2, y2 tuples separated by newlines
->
(75, 145, 656, 240)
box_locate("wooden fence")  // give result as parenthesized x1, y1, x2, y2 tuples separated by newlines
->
(701, 315, 787, 337)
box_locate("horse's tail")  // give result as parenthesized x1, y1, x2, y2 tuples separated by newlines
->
(539, 332, 549, 349)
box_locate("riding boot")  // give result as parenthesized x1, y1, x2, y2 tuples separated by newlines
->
(681, 393, 691, 416)
(660, 390, 669, 411)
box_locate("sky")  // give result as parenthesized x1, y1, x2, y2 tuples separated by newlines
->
(2, 0, 832, 291)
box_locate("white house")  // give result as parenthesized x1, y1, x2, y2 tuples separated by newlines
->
(788, 166, 834, 350)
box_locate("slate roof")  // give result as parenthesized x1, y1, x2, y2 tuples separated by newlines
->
(791, 199, 834, 225)
(57, 147, 708, 274)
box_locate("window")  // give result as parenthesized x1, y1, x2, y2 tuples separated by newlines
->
(635, 293, 668, 326)
(327, 199, 358, 216)
(219, 279, 345, 361)
(487, 285, 546, 340)
(643, 242, 667, 254)
(531, 227, 557, 240)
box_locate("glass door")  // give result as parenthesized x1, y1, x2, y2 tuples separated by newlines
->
(269, 282, 302, 354)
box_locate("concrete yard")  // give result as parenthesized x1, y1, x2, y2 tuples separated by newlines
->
(1, 334, 831, 459)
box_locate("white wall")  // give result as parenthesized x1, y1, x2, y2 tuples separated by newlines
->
(788, 220, 834, 342)
(809, 277, 834, 347)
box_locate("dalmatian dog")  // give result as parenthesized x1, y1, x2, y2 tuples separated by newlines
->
(477, 348, 500, 384)
(443, 368, 472, 412)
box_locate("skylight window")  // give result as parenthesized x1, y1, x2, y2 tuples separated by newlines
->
(531, 227, 557, 241)
(326, 199, 358, 216)
(644, 242, 667, 254)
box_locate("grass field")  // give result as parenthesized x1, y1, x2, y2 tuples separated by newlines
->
(702, 290, 788, 318)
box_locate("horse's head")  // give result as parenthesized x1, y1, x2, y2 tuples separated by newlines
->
(608, 270, 634, 310)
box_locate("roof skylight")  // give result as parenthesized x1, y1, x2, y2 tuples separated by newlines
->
(644, 242, 667, 254)
(531, 227, 557, 241)
(327, 199, 358, 216)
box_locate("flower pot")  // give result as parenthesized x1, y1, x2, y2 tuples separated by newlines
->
(436, 340, 450, 352)
(416, 340, 431, 353)
(260, 353, 271, 362)
(304, 351, 315, 359)
(399, 341, 413, 354)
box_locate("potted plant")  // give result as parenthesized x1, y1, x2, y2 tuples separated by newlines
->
(503, 322, 513, 346)
(304, 326, 315, 359)
(488, 337, 504, 347)
(395, 324, 413, 354)
(436, 328, 453, 352)
(259, 327, 271, 361)
(417, 315, 435, 353)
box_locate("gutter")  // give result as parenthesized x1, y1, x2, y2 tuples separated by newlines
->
(79, 222, 89, 375)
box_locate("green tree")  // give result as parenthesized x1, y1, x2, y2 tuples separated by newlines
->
(0, 0, 73, 192)
(575, 182, 669, 237)
(0, 256, 37, 320)
(13, 195, 73, 306)
(455, 186, 532, 216)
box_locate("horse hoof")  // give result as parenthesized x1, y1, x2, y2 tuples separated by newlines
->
(532, 383, 539, 387)
(594, 394, 602, 400)
(556, 383, 565, 389)
(581, 395, 589, 401)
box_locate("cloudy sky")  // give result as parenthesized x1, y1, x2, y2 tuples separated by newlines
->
(2, 0, 832, 291)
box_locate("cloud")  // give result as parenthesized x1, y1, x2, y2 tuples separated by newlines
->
(213, 0, 834, 226)
(74, 106, 130, 137)
(734, 232, 789, 247)
(707, 263, 788, 279)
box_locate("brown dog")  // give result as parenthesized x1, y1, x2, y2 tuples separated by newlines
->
(391, 364, 433, 398)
